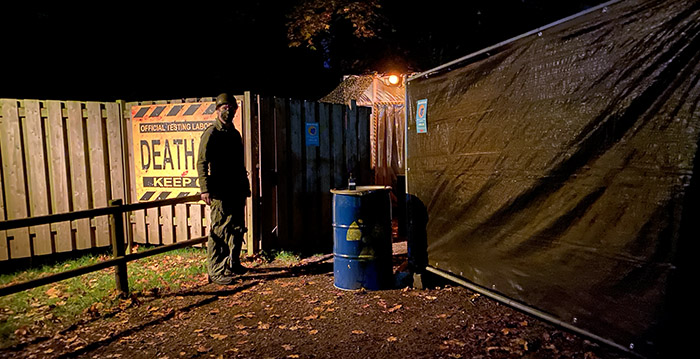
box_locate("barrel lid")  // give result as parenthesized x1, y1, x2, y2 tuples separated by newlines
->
(331, 185, 392, 195)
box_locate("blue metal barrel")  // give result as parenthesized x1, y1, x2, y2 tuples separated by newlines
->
(331, 186, 393, 290)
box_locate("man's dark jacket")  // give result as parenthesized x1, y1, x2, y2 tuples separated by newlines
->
(197, 120, 250, 201)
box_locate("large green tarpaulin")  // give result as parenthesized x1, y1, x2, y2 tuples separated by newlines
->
(406, 0, 698, 356)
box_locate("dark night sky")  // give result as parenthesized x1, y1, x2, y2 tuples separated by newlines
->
(1, 1, 608, 103)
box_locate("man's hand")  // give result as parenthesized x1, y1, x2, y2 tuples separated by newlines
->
(201, 192, 211, 205)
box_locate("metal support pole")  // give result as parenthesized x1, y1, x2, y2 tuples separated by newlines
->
(109, 199, 129, 297)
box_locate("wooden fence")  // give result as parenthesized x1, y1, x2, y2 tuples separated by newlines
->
(255, 97, 372, 253)
(1, 95, 371, 261)
(0, 99, 126, 261)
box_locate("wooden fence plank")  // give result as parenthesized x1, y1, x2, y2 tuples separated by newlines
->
(106, 103, 126, 203)
(358, 106, 372, 186)
(190, 204, 202, 239)
(274, 98, 290, 249)
(304, 101, 320, 249)
(288, 99, 303, 248)
(318, 102, 332, 252)
(330, 104, 346, 189)
(259, 96, 277, 251)
(106, 102, 129, 247)
(244, 92, 259, 255)
(0, 101, 8, 260)
(147, 208, 161, 245)
(1, 99, 31, 258)
(66, 101, 93, 250)
(175, 204, 188, 241)
(161, 205, 173, 244)
(0, 156, 6, 259)
(86, 102, 110, 247)
(23, 100, 52, 255)
(46, 101, 73, 252)
(125, 101, 147, 244)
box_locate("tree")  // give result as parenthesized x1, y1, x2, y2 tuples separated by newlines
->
(286, 0, 383, 51)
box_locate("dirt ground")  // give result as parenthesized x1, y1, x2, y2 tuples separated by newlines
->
(0, 242, 632, 359)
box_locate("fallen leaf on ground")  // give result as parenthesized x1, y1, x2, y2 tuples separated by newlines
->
(309, 329, 319, 335)
(444, 339, 467, 347)
(511, 338, 529, 351)
(387, 336, 398, 342)
(304, 314, 319, 320)
(288, 355, 300, 358)
(210, 334, 228, 340)
(209, 309, 220, 315)
(352, 330, 365, 335)
(258, 323, 270, 330)
(196, 346, 210, 353)
(282, 344, 294, 351)
(193, 329, 204, 333)
(46, 287, 63, 298)
(387, 304, 402, 313)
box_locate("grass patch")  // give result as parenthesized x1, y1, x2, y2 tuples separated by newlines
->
(273, 251, 301, 265)
(0, 246, 207, 348)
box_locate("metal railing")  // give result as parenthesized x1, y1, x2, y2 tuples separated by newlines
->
(0, 195, 206, 297)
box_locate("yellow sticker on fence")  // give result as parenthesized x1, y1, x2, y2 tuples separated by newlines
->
(346, 221, 362, 241)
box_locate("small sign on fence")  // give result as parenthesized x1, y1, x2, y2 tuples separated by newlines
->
(131, 102, 241, 201)
(306, 122, 320, 147)
(416, 99, 428, 133)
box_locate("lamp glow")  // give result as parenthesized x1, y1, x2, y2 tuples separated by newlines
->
(388, 75, 400, 85)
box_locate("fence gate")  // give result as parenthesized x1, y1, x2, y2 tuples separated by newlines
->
(254, 97, 372, 254)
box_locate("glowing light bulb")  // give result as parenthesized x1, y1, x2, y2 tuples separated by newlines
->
(388, 74, 400, 85)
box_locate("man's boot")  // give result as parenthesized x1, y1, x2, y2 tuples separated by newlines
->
(229, 227, 248, 275)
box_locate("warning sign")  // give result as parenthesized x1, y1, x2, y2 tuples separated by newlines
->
(131, 101, 242, 201)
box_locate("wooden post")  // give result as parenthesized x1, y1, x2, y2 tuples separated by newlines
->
(109, 199, 129, 297)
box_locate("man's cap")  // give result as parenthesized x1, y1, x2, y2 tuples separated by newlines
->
(215, 93, 238, 109)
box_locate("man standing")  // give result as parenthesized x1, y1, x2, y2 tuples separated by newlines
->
(198, 93, 251, 285)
